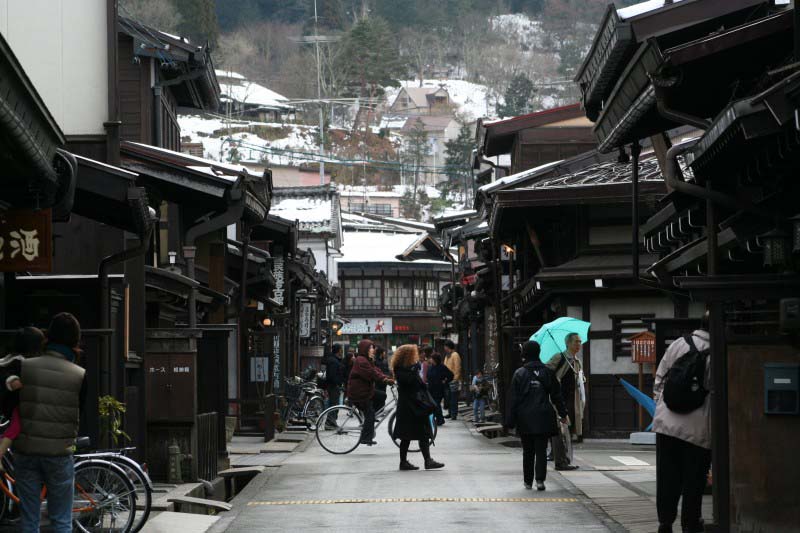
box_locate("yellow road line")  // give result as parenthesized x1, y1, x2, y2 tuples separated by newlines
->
(247, 497, 578, 506)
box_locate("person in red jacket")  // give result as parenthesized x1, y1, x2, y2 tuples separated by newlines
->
(347, 339, 394, 445)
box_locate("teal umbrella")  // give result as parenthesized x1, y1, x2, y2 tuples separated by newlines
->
(529, 317, 591, 365)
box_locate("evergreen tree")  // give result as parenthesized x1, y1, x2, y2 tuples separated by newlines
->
(497, 73, 536, 117)
(400, 119, 431, 220)
(175, 0, 219, 46)
(444, 122, 476, 203)
(337, 17, 407, 100)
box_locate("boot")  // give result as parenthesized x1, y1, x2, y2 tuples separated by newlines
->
(399, 460, 419, 471)
(424, 458, 445, 470)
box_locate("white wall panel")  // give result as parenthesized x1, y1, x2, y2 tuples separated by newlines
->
(0, 0, 108, 135)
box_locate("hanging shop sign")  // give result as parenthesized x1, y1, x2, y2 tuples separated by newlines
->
(250, 356, 268, 382)
(340, 317, 392, 335)
(299, 301, 312, 338)
(272, 248, 285, 305)
(0, 209, 52, 272)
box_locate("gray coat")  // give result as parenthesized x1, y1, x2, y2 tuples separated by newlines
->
(652, 330, 712, 449)
(16, 350, 85, 456)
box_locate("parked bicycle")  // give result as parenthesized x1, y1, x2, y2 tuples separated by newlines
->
(483, 361, 500, 407)
(315, 385, 437, 454)
(280, 377, 326, 431)
(0, 436, 150, 532)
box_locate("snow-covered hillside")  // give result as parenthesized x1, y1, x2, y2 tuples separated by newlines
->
(178, 114, 323, 166)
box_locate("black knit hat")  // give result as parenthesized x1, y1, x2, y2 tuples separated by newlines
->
(521, 341, 541, 362)
(47, 312, 81, 348)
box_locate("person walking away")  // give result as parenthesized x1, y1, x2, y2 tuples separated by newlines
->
(323, 344, 345, 427)
(471, 369, 489, 424)
(373, 345, 390, 412)
(390, 344, 444, 471)
(506, 341, 567, 491)
(653, 321, 712, 533)
(546, 333, 583, 470)
(347, 340, 393, 445)
(0, 327, 46, 468)
(426, 353, 452, 426)
(443, 340, 462, 420)
(11, 313, 87, 533)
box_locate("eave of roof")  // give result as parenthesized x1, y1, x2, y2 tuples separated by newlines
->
(479, 104, 586, 157)
(593, 9, 794, 153)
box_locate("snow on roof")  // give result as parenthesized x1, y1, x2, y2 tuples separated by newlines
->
(386, 79, 495, 121)
(338, 184, 441, 199)
(337, 230, 449, 265)
(478, 159, 563, 195)
(219, 77, 293, 110)
(126, 142, 257, 182)
(271, 197, 332, 233)
(215, 69, 246, 80)
(617, 0, 686, 20)
(401, 115, 455, 132)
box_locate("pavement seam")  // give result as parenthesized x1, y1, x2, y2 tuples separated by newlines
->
(245, 496, 580, 506)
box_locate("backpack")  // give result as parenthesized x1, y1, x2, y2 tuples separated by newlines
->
(663, 335, 710, 413)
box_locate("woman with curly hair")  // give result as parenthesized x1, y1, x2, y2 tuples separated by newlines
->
(390, 344, 444, 471)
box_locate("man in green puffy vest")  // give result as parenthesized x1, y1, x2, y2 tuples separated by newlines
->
(9, 312, 86, 533)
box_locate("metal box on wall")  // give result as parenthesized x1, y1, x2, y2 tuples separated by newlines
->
(764, 363, 800, 415)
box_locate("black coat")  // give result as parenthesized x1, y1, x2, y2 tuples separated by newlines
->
(323, 355, 344, 387)
(505, 361, 567, 436)
(426, 363, 453, 398)
(392, 365, 434, 441)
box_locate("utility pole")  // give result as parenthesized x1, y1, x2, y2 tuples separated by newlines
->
(314, 0, 325, 185)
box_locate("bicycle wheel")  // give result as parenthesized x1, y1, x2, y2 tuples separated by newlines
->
(73, 459, 137, 533)
(315, 405, 363, 454)
(303, 396, 326, 431)
(388, 412, 438, 452)
(105, 456, 152, 533)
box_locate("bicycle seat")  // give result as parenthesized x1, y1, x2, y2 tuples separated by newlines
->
(75, 436, 92, 451)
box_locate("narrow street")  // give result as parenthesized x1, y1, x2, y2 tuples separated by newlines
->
(210, 419, 623, 533)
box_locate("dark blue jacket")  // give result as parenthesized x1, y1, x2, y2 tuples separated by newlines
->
(426, 363, 453, 398)
(506, 360, 567, 436)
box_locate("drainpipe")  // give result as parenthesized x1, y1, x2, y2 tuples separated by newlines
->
(631, 141, 642, 282)
(99, 191, 153, 398)
(240, 224, 251, 315)
(184, 186, 246, 328)
(153, 86, 163, 148)
(664, 140, 773, 218)
(653, 84, 711, 131)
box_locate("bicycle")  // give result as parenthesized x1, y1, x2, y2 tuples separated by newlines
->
(315, 386, 437, 455)
(0, 448, 137, 532)
(74, 440, 153, 533)
(280, 377, 326, 431)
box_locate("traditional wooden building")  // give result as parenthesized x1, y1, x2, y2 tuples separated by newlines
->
(336, 215, 453, 350)
(577, 1, 799, 529)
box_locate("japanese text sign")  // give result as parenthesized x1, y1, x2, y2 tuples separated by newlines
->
(0, 209, 51, 272)
(630, 331, 656, 364)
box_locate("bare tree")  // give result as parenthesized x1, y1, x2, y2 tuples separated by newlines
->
(119, 0, 182, 33)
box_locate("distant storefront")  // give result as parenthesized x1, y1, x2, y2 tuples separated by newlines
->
(339, 316, 443, 351)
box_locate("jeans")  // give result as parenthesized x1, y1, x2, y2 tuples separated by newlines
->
(473, 398, 486, 423)
(325, 383, 341, 424)
(354, 400, 375, 443)
(448, 382, 460, 419)
(656, 433, 711, 531)
(16, 452, 75, 533)
(520, 434, 548, 485)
